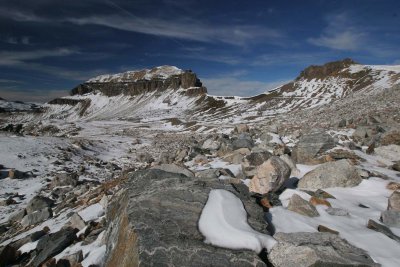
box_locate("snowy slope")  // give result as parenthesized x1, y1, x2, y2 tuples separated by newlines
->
(11, 60, 400, 126)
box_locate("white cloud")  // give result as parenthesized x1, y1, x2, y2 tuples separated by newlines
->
(203, 76, 288, 97)
(308, 13, 366, 51)
(0, 48, 78, 66)
(308, 31, 365, 51)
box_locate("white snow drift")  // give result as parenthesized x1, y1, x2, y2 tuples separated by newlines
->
(198, 189, 276, 253)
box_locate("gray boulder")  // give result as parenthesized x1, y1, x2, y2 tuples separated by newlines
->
(232, 138, 254, 150)
(241, 151, 272, 177)
(381, 210, 400, 227)
(21, 207, 53, 226)
(292, 132, 335, 164)
(103, 169, 267, 267)
(26, 196, 54, 214)
(152, 163, 194, 178)
(287, 194, 319, 217)
(298, 159, 362, 190)
(31, 227, 77, 266)
(268, 232, 378, 267)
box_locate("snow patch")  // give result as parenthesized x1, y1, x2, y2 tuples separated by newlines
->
(199, 189, 276, 253)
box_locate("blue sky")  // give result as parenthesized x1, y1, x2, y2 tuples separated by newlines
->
(0, 0, 399, 102)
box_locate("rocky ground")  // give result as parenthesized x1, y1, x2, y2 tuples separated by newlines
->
(1, 87, 400, 266)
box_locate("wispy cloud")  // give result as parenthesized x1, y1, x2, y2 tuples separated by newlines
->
(0, 48, 78, 66)
(0, 6, 283, 46)
(308, 13, 366, 51)
(251, 52, 333, 67)
(67, 16, 282, 46)
(0, 48, 107, 81)
(1, 35, 31, 45)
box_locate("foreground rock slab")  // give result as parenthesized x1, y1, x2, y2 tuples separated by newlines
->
(104, 169, 268, 267)
(268, 232, 379, 267)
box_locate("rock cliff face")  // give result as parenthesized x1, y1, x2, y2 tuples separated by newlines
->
(71, 66, 207, 97)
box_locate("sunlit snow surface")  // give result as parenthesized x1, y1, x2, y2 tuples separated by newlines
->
(199, 189, 277, 253)
(271, 178, 400, 267)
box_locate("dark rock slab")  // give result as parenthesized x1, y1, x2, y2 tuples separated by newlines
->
(31, 227, 77, 267)
(367, 219, 400, 243)
(104, 169, 268, 267)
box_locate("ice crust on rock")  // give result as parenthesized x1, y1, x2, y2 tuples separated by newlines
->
(198, 189, 277, 253)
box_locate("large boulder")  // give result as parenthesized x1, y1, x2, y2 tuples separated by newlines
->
(292, 132, 335, 164)
(241, 151, 272, 177)
(103, 169, 268, 267)
(268, 232, 378, 267)
(249, 156, 291, 194)
(298, 159, 362, 190)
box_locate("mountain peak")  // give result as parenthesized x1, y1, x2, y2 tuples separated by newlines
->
(297, 58, 357, 81)
(87, 65, 184, 83)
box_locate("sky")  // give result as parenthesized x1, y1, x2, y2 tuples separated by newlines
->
(0, 0, 399, 102)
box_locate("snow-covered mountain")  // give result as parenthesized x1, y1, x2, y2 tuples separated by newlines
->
(0, 97, 42, 113)
(11, 59, 400, 125)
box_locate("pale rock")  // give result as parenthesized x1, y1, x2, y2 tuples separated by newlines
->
(374, 144, 400, 161)
(287, 194, 319, 217)
(202, 139, 221, 151)
(388, 191, 400, 211)
(249, 156, 290, 194)
(298, 159, 362, 190)
(268, 232, 378, 267)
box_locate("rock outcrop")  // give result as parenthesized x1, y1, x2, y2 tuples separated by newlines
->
(70, 67, 207, 97)
(103, 169, 269, 267)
